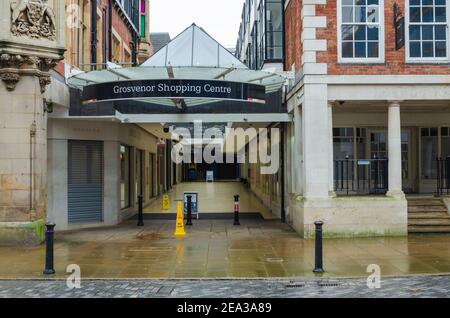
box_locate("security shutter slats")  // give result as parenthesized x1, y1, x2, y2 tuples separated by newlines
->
(68, 140, 104, 224)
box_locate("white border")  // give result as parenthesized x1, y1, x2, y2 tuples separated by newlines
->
(337, 0, 385, 64)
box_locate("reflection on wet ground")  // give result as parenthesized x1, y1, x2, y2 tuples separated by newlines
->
(1, 219, 450, 279)
(144, 182, 276, 219)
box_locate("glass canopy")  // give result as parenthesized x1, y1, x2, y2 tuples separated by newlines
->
(67, 24, 286, 108)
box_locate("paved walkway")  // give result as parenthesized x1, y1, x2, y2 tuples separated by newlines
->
(1, 276, 449, 298)
(1, 220, 450, 279)
(144, 182, 275, 219)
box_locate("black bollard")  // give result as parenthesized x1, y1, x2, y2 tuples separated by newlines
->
(186, 195, 193, 226)
(137, 195, 144, 226)
(43, 223, 56, 275)
(234, 195, 240, 226)
(313, 221, 325, 274)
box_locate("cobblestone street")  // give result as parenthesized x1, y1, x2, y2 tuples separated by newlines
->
(1, 275, 449, 298)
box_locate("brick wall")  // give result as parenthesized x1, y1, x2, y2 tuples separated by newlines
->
(285, 0, 303, 73)
(317, 0, 450, 75)
(285, 0, 450, 75)
(112, 7, 133, 56)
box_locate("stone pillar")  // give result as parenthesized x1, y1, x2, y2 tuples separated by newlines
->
(387, 101, 404, 198)
(302, 84, 330, 199)
(0, 0, 65, 244)
(293, 104, 303, 195)
(328, 101, 335, 197)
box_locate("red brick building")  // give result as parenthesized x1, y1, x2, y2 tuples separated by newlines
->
(63, 0, 152, 74)
(281, 0, 450, 237)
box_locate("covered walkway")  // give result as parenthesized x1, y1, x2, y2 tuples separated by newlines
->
(143, 181, 276, 219)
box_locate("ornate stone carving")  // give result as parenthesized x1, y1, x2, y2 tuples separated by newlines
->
(0, 54, 24, 68)
(11, 0, 57, 41)
(0, 72, 20, 91)
(38, 74, 51, 93)
(0, 53, 61, 92)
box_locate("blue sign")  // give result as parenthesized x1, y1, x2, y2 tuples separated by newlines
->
(358, 160, 371, 166)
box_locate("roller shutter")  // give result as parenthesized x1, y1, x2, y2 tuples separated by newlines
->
(68, 140, 104, 224)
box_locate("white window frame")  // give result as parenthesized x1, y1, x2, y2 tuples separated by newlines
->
(337, 0, 385, 63)
(405, 0, 450, 63)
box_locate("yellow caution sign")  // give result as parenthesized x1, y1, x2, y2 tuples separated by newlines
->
(174, 201, 186, 237)
(162, 195, 170, 210)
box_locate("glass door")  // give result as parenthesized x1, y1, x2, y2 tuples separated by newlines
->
(369, 129, 411, 192)
(370, 131, 387, 160)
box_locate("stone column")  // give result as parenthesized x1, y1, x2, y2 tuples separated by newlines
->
(294, 104, 303, 195)
(387, 101, 404, 198)
(0, 0, 65, 244)
(302, 84, 330, 199)
(328, 101, 336, 197)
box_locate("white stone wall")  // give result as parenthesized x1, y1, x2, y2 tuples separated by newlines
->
(0, 76, 47, 222)
(290, 197, 408, 238)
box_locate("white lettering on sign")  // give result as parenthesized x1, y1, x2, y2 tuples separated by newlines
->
(113, 85, 156, 94)
(204, 84, 232, 94)
(157, 83, 202, 94)
(112, 84, 233, 96)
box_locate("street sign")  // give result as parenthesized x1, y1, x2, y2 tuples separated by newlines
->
(183, 192, 199, 219)
(358, 160, 371, 166)
(162, 195, 170, 210)
(206, 170, 214, 182)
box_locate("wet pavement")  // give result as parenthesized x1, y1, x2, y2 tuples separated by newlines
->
(1, 219, 450, 279)
(1, 276, 450, 298)
(144, 182, 276, 219)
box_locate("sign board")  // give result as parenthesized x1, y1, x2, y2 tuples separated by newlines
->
(162, 195, 170, 210)
(81, 79, 266, 104)
(183, 192, 199, 219)
(206, 170, 214, 182)
(395, 17, 405, 50)
(394, 3, 405, 50)
(358, 160, 371, 166)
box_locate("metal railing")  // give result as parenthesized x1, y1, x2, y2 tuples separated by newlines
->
(334, 157, 389, 196)
(437, 157, 450, 196)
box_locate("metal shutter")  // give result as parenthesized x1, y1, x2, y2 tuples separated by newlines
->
(68, 140, 104, 224)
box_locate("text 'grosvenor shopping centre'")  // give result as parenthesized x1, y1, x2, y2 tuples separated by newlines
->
(113, 83, 232, 95)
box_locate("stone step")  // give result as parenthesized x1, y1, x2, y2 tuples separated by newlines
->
(407, 200, 444, 206)
(408, 213, 450, 219)
(408, 205, 448, 212)
(409, 226, 450, 233)
(408, 219, 450, 226)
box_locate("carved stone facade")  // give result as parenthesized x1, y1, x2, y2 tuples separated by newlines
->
(10, 0, 57, 41)
(0, 53, 60, 93)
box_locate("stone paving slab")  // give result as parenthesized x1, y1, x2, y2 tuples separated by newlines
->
(2, 220, 450, 279)
(0, 275, 449, 298)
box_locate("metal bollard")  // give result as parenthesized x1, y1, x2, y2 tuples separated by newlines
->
(234, 194, 240, 226)
(186, 195, 193, 226)
(43, 223, 56, 275)
(137, 195, 144, 226)
(313, 221, 325, 274)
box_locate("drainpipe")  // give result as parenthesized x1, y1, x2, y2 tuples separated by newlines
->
(280, 122, 286, 223)
(102, 7, 107, 67)
(30, 121, 37, 217)
(90, 0, 98, 70)
(131, 31, 138, 66)
(131, 0, 139, 66)
(108, 0, 113, 62)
